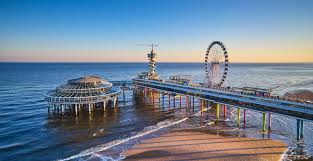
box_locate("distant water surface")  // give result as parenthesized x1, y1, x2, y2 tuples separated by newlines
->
(0, 62, 312, 161)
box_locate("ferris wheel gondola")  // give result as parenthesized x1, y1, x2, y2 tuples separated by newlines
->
(204, 41, 229, 87)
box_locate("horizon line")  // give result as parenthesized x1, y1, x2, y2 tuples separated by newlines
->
(1, 61, 313, 64)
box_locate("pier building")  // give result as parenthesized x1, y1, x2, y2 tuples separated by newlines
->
(45, 76, 121, 115)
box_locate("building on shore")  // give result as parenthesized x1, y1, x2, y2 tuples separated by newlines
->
(45, 76, 121, 115)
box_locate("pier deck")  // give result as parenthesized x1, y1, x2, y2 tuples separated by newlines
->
(133, 78, 313, 121)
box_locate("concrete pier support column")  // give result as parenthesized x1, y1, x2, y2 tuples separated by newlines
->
(88, 104, 91, 114)
(297, 119, 301, 140)
(216, 103, 220, 121)
(144, 88, 146, 97)
(237, 108, 240, 127)
(243, 109, 246, 128)
(192, 97, 195, 108)
(60, 104, 62, 114)
(268, 113, 272, 131)
(159, 92, 161, 104)
(223, 105, 227, 119)
(300, 120, 304, 139)
(200, 99, 203, 114)
(180, 96, 182, 107)
(262, 112, 266, 132)
(168, 95, 171, 107)
(103, 101, 106, 111)
(186, 96, 189, 109)
(113, 98, 117, 108)
(162, 94, 165, 106)
(152, 91, 155, 104)
(75, 104, 78, 116)
(122, 89, 125, 101)
(48, 104, 51, 113)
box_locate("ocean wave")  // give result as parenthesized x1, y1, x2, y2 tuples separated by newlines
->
(57, 117, 189, 161)
(272, 79, 313, 91)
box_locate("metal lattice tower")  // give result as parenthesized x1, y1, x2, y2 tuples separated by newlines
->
(148, 44, 158, 79)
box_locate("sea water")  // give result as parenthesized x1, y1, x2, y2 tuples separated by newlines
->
(0, 63, 312, 161)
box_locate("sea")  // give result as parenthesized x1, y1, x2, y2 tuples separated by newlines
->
(0, 62, 312, 161)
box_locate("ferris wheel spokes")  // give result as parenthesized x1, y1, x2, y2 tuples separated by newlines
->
(204, 41, 229, 87)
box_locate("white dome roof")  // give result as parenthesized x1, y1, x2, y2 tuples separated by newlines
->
(68, 76, 109, 85)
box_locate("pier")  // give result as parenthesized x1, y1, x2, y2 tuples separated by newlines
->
(45, 76, 121, 115)
(129, 41, 313, 141)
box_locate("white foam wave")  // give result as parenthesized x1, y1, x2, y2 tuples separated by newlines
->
(57, 117, 189, 161)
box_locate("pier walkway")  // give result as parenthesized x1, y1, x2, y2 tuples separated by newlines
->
(133, 78, 313, 120)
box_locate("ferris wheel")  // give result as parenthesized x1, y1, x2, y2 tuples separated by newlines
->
(204, 41, 229, 87)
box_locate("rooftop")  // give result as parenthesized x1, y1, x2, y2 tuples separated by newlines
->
(68, 76, 109, 85)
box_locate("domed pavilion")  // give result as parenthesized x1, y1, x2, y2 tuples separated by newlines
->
(45, 76, 121, 115)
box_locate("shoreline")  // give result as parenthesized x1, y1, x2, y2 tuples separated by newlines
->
(123, 128, 288, 161)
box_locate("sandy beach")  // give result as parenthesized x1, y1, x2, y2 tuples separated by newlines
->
(124, 129, 288, 161)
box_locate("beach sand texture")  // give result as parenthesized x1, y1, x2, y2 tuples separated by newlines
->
(124, 130, 287, 161)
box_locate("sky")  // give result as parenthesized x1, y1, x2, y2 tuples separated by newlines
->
(0, 0, 312, 62)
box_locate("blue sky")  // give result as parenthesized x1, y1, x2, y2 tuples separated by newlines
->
(0, 0, 313, 62)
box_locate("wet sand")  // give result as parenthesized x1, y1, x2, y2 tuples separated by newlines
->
(124, 130, 288, 161)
